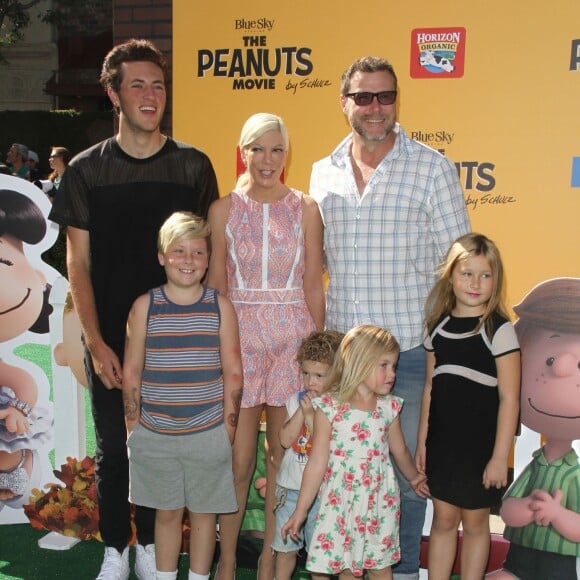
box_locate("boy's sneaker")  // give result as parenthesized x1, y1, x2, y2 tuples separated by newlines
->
(96, 546, 129, 580)
(135, 543, 157, 580)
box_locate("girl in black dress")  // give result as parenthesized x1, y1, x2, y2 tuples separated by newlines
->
(416, 233, 521, 580)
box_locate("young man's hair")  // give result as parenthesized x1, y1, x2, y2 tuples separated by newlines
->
(100, 38, 168, 93)
(340, 56, 398, 95)
(297, 330, 344, 367)
(158, 211, 211, 253)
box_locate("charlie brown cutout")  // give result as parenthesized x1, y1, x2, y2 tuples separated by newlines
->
(488, 278, 580, 580)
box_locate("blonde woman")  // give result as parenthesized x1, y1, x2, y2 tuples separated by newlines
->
(208, 113, 324, 579)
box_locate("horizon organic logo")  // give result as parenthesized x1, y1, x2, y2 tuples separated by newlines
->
(410, 27, 466, 79)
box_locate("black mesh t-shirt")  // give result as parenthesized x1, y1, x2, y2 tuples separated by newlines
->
(49, 137, 219, 351)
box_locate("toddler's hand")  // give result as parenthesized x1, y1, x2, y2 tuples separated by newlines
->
(281, 511, 306, 543)
(300, 392, 316, 424)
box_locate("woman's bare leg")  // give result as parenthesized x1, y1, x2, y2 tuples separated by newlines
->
(215, 405, 263, 580)
(257, 405, 287, 580)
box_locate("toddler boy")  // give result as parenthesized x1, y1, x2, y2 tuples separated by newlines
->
(272, 330, 344, 580)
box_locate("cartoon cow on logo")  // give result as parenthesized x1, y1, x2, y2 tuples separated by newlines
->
(420, 50, 455, 73)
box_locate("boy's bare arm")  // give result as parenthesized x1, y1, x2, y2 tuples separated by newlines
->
(123, 386, 140, 434)
(299, 392, 317, 432)
(279, 406, 306, 449)
(122, 294, 148, 434)
(281, 409, 331, 541)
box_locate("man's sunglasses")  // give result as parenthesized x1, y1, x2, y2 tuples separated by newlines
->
(345, 91, 397, 106)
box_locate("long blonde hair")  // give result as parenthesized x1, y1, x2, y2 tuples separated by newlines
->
(327, 325, 400, 403)
(236, 112, 289, 190)
(425, 232, 509, 338)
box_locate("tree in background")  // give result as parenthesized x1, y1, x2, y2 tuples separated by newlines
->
(0, 0, 42, 63)
(0, 0, 111, 63)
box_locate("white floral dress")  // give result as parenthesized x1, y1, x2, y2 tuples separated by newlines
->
(307, 393, 404, 576)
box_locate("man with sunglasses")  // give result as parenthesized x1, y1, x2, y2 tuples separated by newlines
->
(310, 56, 470, 580)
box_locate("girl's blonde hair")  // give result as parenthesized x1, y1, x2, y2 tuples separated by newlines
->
(157, 211, 210, 253)
(236, 112, 289, 190)
(327, 325, 400, 403)
(425, 232, 509, 338)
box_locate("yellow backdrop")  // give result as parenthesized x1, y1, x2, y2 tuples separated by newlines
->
(173, 0, 580, 307)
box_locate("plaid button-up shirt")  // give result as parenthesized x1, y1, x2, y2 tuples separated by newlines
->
(310, 124, 470, 351)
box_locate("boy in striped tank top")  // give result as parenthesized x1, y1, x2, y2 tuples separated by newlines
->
(123, 211, 243, 580)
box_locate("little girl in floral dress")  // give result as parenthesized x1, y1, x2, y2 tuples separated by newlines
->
(282, 325, 429, 579)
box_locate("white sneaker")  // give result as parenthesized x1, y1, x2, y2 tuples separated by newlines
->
(135, 543, 157, 580)
(96, 546, 130, 580)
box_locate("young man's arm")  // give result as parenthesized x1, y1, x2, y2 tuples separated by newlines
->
(122, 293, 149, 434)
(217, 294, 243, 443)
(67, 226, 123, 389)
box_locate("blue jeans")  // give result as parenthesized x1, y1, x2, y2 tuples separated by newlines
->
(391, 346, 427, 577)
(272, 486, 320, 553)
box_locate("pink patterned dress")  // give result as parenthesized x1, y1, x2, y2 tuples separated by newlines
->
(226, 189, 316, 407)
(307, 393, 404, 576)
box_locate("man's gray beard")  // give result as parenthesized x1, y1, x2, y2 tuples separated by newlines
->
(352, 120, 395, 142)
